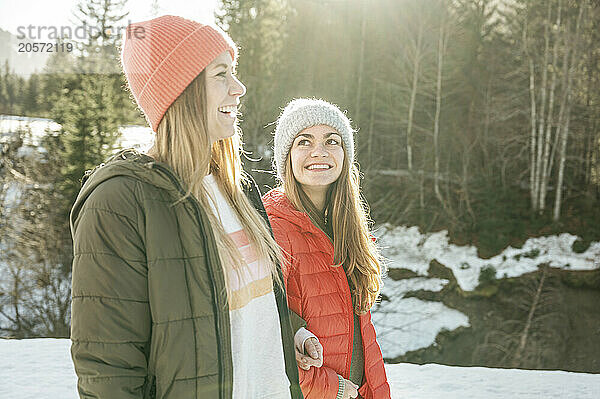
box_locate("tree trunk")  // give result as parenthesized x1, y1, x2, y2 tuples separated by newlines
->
(434, 1, 447, 206)
(524, 18, 538, 211)
(534, 1, 552, 212)
(584, 30, 598, 187)
(548, 20, 571, 180)
(554, 3, 585, 221)
(585, 118, 597, 187)
(540, 0, 562, 211)
(406, 20, 423, 171)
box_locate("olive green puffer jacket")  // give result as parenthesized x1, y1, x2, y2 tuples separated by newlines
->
(70, 150, 303, 399)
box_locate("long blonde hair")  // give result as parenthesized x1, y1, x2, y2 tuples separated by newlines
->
(148, 71, 282, 298)
(283, 147, 383, 315)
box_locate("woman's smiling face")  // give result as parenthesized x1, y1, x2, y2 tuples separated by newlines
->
(290, 124, 345, 192)
(204, 51, 246, 143)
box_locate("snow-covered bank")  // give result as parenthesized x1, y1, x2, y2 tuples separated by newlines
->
(371, 225, 600, 358)
(2, 339, 599, 398)
(376, 224, 600, 292)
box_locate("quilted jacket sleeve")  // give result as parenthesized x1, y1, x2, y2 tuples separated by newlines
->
(269, 218, 341, 399)
(70, 177, 151, 399)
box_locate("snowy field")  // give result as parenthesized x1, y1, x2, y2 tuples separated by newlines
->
(1, 339, 598, 399)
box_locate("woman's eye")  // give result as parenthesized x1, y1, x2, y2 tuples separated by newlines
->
(326, 138, 340, 145)
(297, 139, 310, 146)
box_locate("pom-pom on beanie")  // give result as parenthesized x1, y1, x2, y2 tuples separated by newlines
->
(121, 15, 237, 132)
(274, 98, 355, 180)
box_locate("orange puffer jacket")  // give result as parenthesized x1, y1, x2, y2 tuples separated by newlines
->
(263, 188, 391, 399)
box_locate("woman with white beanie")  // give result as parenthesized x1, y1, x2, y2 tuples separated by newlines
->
(263, 99, 391, 399)
(69, 15, 310, 399)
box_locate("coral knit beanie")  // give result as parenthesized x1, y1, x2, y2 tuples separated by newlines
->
(121, 15, 237, 132)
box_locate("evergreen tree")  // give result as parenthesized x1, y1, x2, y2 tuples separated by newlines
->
(2, 61, 19, 115)
(50, 0, 131, 206)
(73, 0, 141, 124)
(21, 73, 41, 116)
(52, 75, 121, 211)
(39, 38, 79, 118)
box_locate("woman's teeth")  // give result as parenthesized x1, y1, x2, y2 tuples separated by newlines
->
(218, 105, 237, 115)
(306, 164, 331, 170)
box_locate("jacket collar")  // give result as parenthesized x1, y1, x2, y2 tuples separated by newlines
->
(262, 187, 326, 237)
(70, 149, 185, 232)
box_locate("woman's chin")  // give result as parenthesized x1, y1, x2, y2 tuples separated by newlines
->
(210, 128, 236, 143)
(300, 179, 336, 191)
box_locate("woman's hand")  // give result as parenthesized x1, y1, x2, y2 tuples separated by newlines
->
(340, 377, 359, 399)
(305, 337, 323, 367)
(295, 336, 323, 370)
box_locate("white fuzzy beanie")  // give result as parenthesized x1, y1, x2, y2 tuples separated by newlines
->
(273, 98, 355, 180)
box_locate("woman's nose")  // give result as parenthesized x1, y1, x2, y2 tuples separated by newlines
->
(229, 75, 246, 98)
(310, 144, 328, 157)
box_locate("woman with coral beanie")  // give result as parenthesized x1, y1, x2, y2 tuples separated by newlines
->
(69, 15, 307, 398)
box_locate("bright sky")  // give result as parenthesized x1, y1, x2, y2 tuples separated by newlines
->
(0, 0, 218, 39)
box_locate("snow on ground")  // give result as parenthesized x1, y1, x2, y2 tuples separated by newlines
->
(372, 297, 469, 358)
(0, 115, 61, 147)
(380, 277, 449, 297)
(116, 125, 155, 153)
(386, 362, 600, 398)
(371, 224, 600, 358)
(2, 338, 599, 399)
(370, 277, 470, 358)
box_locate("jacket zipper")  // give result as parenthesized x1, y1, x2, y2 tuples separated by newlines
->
(151, 163, 232, 399)
(314, 224, 354, 380)
(343, 269, 354, 380)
